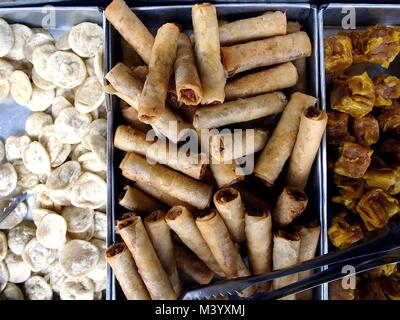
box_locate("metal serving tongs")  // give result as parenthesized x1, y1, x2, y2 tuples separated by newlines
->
(182, 222, 400, 300)
(0, 192, 28, 224)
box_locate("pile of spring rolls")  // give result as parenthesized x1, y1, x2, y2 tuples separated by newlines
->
(104, 0, 327, 300)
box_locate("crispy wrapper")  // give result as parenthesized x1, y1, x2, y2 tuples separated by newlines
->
(213, 187, 245, 243)
(287, 21, 302, 34)
(115, 125, 207, 179)
(138, 23, 180, 123)
(209, 162, 246, 188)
(193, 91, 287, 129)
(174, 33, 202, 105)
(119, 100, 151, 133)
(287, 106, 327, 190)
(255, 92, 317, 186)
(225, 62, 298, 101)
(120, 153, 212, 209)
(165, 206, 224, 276)
(192, 3, 226, 104)
(272, 187, 308, 227)
(117, 217, 177, 300)
(119, 185, 165, 213)
(105, 0, 154, 64)
(221, 31, 312, 77)
(272, 230, 301, 300)
(219, 11, 287, 46)
(196, 208, 250, 279)
(144, 211, 182, 295)
(106, 243, 151, 300)
(245, 207, 273, 293)
(174, 243, 214, 285)
(291, 58, 308, 93)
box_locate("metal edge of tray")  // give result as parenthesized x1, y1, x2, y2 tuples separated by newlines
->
(105, 3, 323, 300)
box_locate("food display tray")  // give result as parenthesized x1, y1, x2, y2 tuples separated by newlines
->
(105, 3, 325, 300)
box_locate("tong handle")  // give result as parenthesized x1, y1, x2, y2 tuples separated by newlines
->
(0, 193, 28, 224)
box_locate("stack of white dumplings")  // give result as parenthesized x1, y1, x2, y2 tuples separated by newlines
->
(0, 19, 107, 300)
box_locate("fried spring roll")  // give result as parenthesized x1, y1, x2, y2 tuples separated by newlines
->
(131, 65, 148, 81)
(174, 33, 202, 105)
(273, 187, 308, 227)
(115, 125, 207, 179)
(221, 31, 312, 77)
(144, 211, 182, 296)
(105, 0, 154, 64)
(121, 37, 143, 67)
(296, 224, 321, 300)
(165, 206, 224, 276)
(174, 243, 214, 285)
(255, 92, 317, 186)
(287, 21, 302, 34)
(105, 63, 192, 143)
(213, 187, 245, 243)
(117, 217, 177, 300)
(291, 58, 308, 93)
(245, 207, 273, 293)
(272, 230, 301, 300)
(193, 92, 287, 129)
(210, 128, 269, 162)
(138, 23, 180, 123)
(225, 62, 298, 101)
(119, 100, 151, 133)
(106, 243, 151, 300)
(119, 186, 165, 213)
(196, 208, 250, 279)
(121, 153, 212, 209)
(192, 3, 226, 104)
(209, 162, 246, 188)
(219, 11, 287, 46)
(135, 181, 196, 212)
(287, 106, 327, 190)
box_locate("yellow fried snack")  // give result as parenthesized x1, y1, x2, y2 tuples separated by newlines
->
(367, 264, 397, 279)
(363, 167, 400, 195)
(326, 111, 354, 146)
(381, 139, 400, 163)
(329, 279, 355, 300)
(365, 26, 400, 68)
(348, 30, 369, 63)
(356, 188, 400, 231)
(378, 99, 400, 132)
(331, 72, 375, 118)
(332, 175, 365, 211)
(328, 211, 364, 249)
(374, 75, 400, 107)
(357, 276, 400, 300)
(324, 35, 353, 74)
(334, 142, 373, 178)
(352, 114, 380, 146)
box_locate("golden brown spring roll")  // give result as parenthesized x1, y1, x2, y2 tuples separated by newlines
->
(209, 128, 269, 162)
(118, 217, 177, 300)
(121, 153, 212, 209)
(287, 106, 327, 190)
(119, 186, 165, 213)
(254, 92, 317, 186)
(272, 230, 301, 300)
(144, 211, 182, 296)
(245, 207, 273, 293)
(219, 11, 286, 46)
(287, 21, 302, 34)
(165, 206, 224, 276)
(131, 65, 148, 81)
(115, 125, 207, 179)
(106, 243, 151, 300)
(291, 58, 308, 93)
(105, 63, 192, 143)
(174, 243, 214, 285)
(193, 91, 287, 129)
(192, 3, 226, 104)
(213, 187, 245, 243)
(225, 62, 298, 101)
(273, 187, 308, 227)
(196, 208, 250, 279)
(120, 37, 143, 67)
(105, 0, 154, 65)
(209, 162, 246, 188)
(135, 181, 196, 212)
(120, 100, 151, 133)
(138, 23, 180, 124)
(174, 33, 202, 105)
(296, 224, 321, 300)
(221, 31, 312, 77)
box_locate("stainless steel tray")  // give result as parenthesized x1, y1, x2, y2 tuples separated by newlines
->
(106, 3, 323, 300)
(318, 3, 400, 300)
